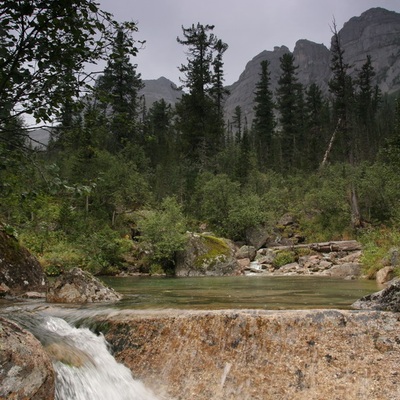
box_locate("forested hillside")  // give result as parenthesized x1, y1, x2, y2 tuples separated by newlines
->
(1, 2, 400, 277)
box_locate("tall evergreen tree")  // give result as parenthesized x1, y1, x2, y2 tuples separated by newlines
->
(232, 106, 243, 140)
(328, 22, 362, 228)
(276, 53, 303, 171)
(252, 60, 275, 170)
(175, 23, 228, 166)
(328, 22, 355, 163)
(354, 55, 382, 159)
(304, 83, 329, 169)
(96, 29, 143, 151)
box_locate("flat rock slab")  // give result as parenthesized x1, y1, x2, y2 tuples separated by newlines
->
(96, 309, 400, 400)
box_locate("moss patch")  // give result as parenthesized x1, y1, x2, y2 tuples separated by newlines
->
(194, 234, 231, 269)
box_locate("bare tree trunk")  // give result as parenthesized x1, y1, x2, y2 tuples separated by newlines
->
(350, 183, 362, 228)
(320, 118, 341, 169)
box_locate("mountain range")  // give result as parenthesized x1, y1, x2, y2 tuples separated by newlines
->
(140, 7, 400, 126)
(30, 7, 400, 147)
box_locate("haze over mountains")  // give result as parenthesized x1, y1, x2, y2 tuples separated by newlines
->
(140, 7, 400, 125)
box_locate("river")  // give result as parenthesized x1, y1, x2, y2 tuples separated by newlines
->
(101, 275, 379, 310)
(1, 275, 380, 399)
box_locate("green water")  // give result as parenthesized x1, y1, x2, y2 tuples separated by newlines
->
(101, 275, 379, 310)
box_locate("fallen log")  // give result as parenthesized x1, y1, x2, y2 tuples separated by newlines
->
(268, 240, 361, 253)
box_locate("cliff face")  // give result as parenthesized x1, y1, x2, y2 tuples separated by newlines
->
(339, 7, 400, 94)
(100, 309, 400, 400)
(222, 7, 400, 126)
(224, 46, 290, 128)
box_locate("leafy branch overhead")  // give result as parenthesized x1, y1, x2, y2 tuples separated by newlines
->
(0, 0, 140, 126)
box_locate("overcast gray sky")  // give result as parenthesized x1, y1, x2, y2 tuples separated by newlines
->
(99, 0, 400, 86)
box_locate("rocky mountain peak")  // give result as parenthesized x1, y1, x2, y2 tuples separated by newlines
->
(338, 7, 400, 94)
(222, 7, 400, 126)
(139, 76, 183, 108)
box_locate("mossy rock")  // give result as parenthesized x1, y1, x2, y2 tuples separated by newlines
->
(0, 229, 47, 295)
(175, 233, 239, 276)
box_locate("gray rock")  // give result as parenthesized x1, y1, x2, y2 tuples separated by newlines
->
(339, 8, 400, 95)
(376, 266, 395, 285)
(352, 278, 400, 311)
(139, 76, 182, 108)
(175, 233, 239, 277)
(223, 8, 400, 131)
(47, 267, 122, 303)
(0, 229, 47, 296)
(236, 245, 257, 261)
(322, 263, 361, 279)
(0, 317, 55, 400)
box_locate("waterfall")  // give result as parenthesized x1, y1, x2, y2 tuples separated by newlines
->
(6, 310, 160, 400)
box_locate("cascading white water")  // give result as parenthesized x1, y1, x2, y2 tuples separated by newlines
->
(39, 316, 160, 400)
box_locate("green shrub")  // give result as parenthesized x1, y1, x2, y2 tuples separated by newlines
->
(135, 197, 188, 272)
(359, 228, 400, 278)
(273, 251, 296, 268)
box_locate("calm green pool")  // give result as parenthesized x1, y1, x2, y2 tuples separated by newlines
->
(101, 275, 379, 310)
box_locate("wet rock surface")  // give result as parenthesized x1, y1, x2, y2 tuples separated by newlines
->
(0, 317, 55, 400)
(352, 278, 400, 311)
(99, 309, 400, 400)
(47, 267, 122, 303)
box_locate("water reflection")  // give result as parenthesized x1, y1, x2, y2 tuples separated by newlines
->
(101, 275, 378, 310)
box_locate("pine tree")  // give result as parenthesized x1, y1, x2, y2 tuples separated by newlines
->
(175, 23, 228, 166)
(328, 22, 362, 228)
(328, 22, 355, 163)
(355, 55, 382, 159)
(304, 83, 329, 170)
(96, 29, 143, 151)
(232, 106, 243, 140)
(276, 53, 303, 171)
(252, 60, 275, 170)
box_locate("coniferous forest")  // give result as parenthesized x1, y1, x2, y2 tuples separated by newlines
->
(1, 2, 400, 278)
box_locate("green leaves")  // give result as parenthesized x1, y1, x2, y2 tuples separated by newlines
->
(135, 197, 188, 267)
(0, 1, 140, 128)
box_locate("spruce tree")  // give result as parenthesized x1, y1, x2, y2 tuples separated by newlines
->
(96, 29, 143, 151)
(355, 55, 382, 159)
(304, 83, 328, 169)
(175, 23, 228, 166)
(328, 22, 355, 163)
(252, 60, 275, 170)
(276, 53, 303, 171)
(328, 22, 362, 228)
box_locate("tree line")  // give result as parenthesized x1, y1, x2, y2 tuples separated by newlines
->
(1, 1, 400, 275)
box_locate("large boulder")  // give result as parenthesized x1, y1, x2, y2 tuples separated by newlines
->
(322, 262, 362, 279)
(175, 233, 239, 276)
(0, 317, 55, 399)
(352, 278, 400, 311)
(47, 267, 122, 303)
(376, 266, 395, 285)
(0, 229, 47, 296)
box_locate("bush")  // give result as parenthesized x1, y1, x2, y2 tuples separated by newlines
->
(273, 251, 296, 268)
(135, 197, 188, 272)
(359, 227, 400, 278)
